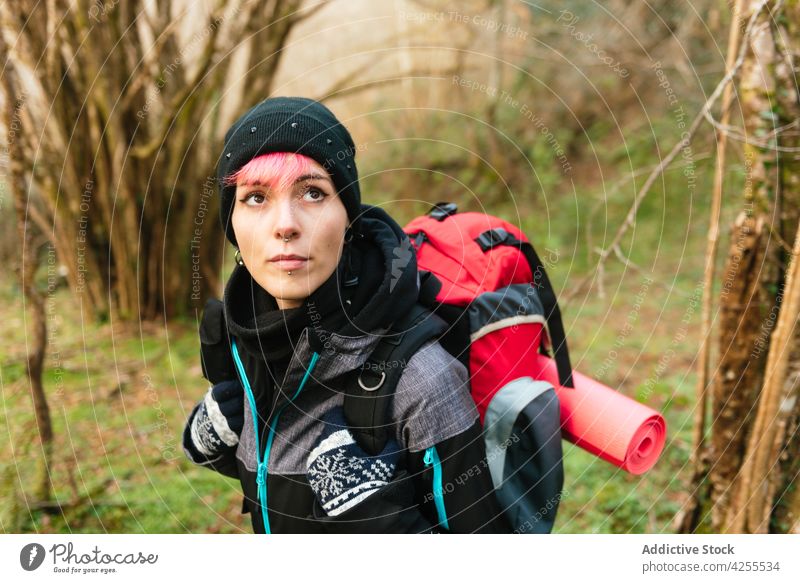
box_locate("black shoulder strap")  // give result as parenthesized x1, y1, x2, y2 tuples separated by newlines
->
(517, 241, 574, 388)
(343, 303, 448, 456)
(199, 298, 237, 385)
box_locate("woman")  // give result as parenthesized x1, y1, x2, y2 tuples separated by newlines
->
(182, 96, 510, 533)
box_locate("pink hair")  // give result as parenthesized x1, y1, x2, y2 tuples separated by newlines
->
(224, 152, 320, 193)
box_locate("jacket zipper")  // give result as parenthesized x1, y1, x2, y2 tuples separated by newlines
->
(231, 338, 320, 534)
(423, 445, 450, 530)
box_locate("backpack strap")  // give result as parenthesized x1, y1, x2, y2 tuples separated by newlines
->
(199, 298, 237, 385)
(474, 227, 575, 389)
(518, 240, 574, 389)
(342, 303, 448, 456)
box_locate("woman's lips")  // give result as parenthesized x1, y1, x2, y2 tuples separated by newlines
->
(271, 258, 308, 270)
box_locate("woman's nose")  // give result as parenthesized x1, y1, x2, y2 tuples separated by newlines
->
(272, 197, 300, 241)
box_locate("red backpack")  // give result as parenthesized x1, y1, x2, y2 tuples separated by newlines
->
(340, 202, 575, 533)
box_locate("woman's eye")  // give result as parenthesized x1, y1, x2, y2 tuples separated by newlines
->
(302, 188, 326, 202)
(242, 192, 265, 206)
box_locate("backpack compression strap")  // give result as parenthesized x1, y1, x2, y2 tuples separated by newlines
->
(342, 304, 448, 456)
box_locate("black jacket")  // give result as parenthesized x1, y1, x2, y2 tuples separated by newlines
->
(183, 205, 512, 533)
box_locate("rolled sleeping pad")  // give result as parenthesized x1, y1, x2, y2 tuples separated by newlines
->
(531, 353, 667, 475)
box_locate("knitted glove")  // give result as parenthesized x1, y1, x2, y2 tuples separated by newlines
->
(306, 407, 401, 517)
(186, 379, 244, 458)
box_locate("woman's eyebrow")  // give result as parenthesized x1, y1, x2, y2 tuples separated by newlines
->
(294, 173, 333, 185)
(238, 173, 332, 188)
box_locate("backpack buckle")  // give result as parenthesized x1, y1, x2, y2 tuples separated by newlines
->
(475, 227, 511, 251)
(429, 202, 458, 221)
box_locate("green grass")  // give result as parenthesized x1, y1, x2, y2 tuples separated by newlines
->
(0, 284, 250, 533)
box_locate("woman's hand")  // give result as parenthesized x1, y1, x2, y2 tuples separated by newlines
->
(306, 406, 400, 516)
(305, 406, 436, 533)
(187, 379, 245, 457)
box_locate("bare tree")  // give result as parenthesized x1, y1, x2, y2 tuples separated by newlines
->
(1, 0, 312, 322)
(0, 25, 53, 505)
(678, 0, 800, 533)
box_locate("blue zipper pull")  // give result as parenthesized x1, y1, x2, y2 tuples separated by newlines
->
(423, 445, 449, 530)
(256, 462, 266, 487)
(256, 461, 269, 533)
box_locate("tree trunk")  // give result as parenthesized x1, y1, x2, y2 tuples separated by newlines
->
(1, 26, 54, 504)
(679, 0, 800, 533)
(676, 0, 745, 534)
(725, 218, 800, 532)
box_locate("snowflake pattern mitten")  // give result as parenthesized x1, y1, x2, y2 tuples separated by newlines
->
(306, 406, 401, 517)
(188, 379, 244, 457)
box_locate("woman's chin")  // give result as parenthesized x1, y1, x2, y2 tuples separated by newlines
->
(254, 263, 332, 305)
(266, 281, 313, 307)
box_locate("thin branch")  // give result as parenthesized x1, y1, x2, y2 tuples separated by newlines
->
(562, 0, 771, 305)
(314, 68, 464, 102)
(703, 110, 800, 152)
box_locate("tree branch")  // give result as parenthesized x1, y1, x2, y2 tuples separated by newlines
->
(562, 0, 771, 306)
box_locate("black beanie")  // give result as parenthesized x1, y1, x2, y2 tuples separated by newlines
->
(216, 96, 361, 247)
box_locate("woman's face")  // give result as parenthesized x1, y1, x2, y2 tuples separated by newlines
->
(231, 158, 349, 310)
